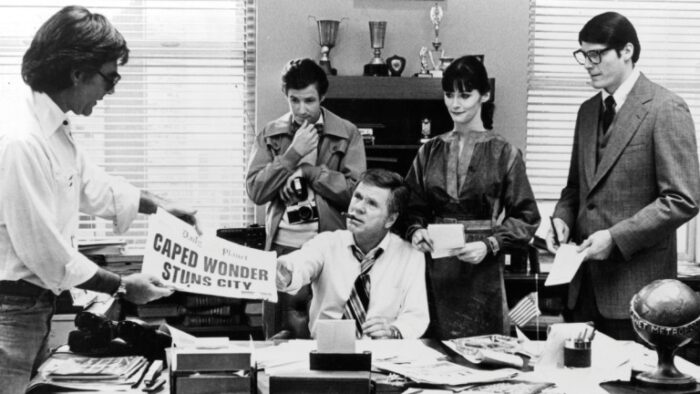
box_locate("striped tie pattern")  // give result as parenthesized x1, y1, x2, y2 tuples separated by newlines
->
(343, 245, 384, 338)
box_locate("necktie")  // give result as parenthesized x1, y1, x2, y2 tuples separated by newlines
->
(291, 121, 323, 134)
(602, 95, 616, 133)
(343, 245, 384, 338)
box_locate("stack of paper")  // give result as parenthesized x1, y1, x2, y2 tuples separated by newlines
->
(27, 353, 148, 392)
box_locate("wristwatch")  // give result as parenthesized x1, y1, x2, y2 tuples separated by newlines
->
(388, 325, 403, 339)
(113, 276, 127, 299)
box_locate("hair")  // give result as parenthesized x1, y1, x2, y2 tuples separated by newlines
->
(358, 168, 409, 217)
(441, 55, 494, 129)
(281, 58, 329, 97)
(22, 6, 129, 93)
(579, 12, 640, 64)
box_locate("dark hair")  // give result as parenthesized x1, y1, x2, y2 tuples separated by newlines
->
(281, 58, 329, 97)
(441, 55, 494, 129)
(358, 169, 409, 217)
(22, 6, 129, 93)
(579, 12, 640, 64)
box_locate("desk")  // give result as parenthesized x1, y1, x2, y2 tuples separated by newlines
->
(32, 340, 700, 394)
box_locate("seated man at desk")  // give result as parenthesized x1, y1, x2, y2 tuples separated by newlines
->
(276, 169, 428, 339)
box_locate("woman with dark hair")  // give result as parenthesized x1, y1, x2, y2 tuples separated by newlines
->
(404, 56, 540, 339)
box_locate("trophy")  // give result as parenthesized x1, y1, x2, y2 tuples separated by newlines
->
(420, 118, 432, 143)
(363, 21, 389, 76)
(630, 279, 700, 389)
(427, 2, 452, 77)
(310, 17, 344, 75)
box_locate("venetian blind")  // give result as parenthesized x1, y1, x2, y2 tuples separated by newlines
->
(0, 0, 255, 248)
(527, 0, 700, 260)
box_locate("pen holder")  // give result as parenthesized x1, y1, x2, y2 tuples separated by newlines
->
(564, 338, 591, 368)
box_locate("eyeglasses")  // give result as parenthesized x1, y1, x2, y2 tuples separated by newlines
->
(572, 47, 615, 65)
(95, 70, 121, 90)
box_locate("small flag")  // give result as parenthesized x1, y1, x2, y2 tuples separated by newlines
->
(508, 292, 541, 327)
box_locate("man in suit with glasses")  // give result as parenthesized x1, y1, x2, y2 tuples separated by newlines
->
(547, 11, 700, 340)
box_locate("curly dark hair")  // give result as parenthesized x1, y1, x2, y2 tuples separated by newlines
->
(22, 5, 129, 93)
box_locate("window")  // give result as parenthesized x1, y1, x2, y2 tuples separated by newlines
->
(0, 0, 255, 249)
(527, 0, 700, 261)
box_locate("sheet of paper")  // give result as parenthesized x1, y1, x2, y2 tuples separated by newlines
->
(316, 320, 355, 353)
(427, 224, 464, 259)
(544, 244, 586, 286)
(141, 209, 278, 302)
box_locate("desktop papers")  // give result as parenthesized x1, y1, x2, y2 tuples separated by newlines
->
(427, 224, 465, 258)
(544, 244, 586, 286)
(142, 210, 277, 302)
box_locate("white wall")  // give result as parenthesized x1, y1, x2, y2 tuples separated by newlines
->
(256, 0, 530, 149)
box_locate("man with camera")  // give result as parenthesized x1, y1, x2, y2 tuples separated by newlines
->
(276, 169, 428, 339)
(246, 58, 366, 338)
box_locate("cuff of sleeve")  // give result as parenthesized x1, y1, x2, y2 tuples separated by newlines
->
(391, 321, 418, 339)
(279, 147, 303, 172)
(302, 164, 322, 182)
(608, 227, 632, 261)
(278, 260, 301, 295)
(58, 253, 100, 294)
(112, 182, 141, 234)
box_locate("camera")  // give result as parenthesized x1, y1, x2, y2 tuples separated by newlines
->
(286, 177, 319, 224)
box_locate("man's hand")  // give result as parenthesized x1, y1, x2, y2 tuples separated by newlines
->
(288, 121, 319, 157)
(361, 317, 395, 339)
(161, 200, 201, 235)
(276, 259, 293, 290)
(579, 229, 614, 261)
(140, 190, 201, 234)
(546, 217, 570, 253)
(451, 241, 488, 264)
(121, 273, 174, 305)
(411, 228, 434, 253)
(279, 169, 304, 204)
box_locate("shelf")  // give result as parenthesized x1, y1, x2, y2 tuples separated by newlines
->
(326, 76, 443, 100)
(365, 144, 420, 150)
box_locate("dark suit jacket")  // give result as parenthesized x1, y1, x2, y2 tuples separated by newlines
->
(554, 73, 700, 319)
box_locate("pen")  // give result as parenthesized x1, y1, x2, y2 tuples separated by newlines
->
(549, 216, 561, 247)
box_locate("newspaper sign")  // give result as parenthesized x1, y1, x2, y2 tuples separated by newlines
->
(142, 210, 277, 302)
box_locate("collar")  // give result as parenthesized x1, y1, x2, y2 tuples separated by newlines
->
(31, 90, 70, 138)
(601, 67, 640, 110)
(439, 129, 494, 143)
(264, 108, 348, 139)
(345, 230, 392, 258)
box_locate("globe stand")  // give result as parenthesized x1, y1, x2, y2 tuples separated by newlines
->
(634, 345, 696, 389)
(630, 280, 700, 391)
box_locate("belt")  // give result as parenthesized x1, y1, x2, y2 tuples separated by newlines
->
(434, 217, 493, 232)
(0, 280, 50, 297)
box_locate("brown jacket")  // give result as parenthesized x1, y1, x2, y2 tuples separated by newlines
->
(246, 108, 366, 250)
(554, 74, 700, 318)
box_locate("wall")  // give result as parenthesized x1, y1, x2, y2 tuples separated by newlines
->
(256, 0, 530, 149)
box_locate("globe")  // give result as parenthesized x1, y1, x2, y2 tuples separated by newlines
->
(630, 279, 700, 388)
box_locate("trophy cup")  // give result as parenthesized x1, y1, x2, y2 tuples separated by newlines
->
(310, 17, 343, 75)
(427, 3, 452, 77)
(363, 21, 389, 76)
(630, 279, 700, 389)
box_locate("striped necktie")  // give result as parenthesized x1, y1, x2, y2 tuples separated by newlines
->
(343, 245, 384, 338)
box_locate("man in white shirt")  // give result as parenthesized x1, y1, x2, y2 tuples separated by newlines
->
(276, 169, 428, 339)
(0, 6, 199, 391)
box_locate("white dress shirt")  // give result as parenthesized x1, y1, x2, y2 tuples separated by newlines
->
(278, 230, 429, 339)
(601, 67, 641, 111)
(0, 89, 140, 294)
